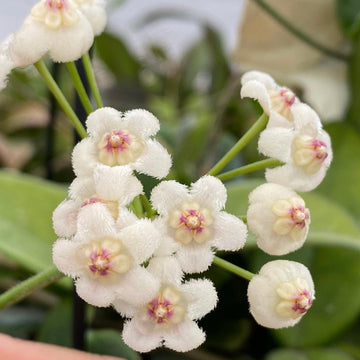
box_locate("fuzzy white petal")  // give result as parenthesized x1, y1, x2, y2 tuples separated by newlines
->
(292, 103, 322, 130)
(77, 0, 107, 35)
(190, 176, 227, 212)
(133, 139, 172, 179)
(75, 276, 117, 307)
(52, 239, 82, 277)
(76, 203, 116, 241)
(111, 299, 137, 318)
(248, 260, 314, 329)
(247, 183, 309, 255)
(72, 138, 98, 177)
(151, 181, 189, 216)
(123, 109, 160, 138)
(94, 165, 143, 205)
(181, 279, 218, 320)
(241, 71, 277, 89)
(211, 212, 247, 251)
(176, 244, 214, 274)
(115, 208, 139, 229)
(147, 256, 183, 285)
(119, 219, 160, 264)
(69, 176, 95, 200)
(258, 127, 294, 161)
(164, 320, 206, 352)
(240, 79, 272, 114)
(115, 267, 160, 305)
(52, 199, 79, 238)
(86, 107, 122, 138)
(122, 319, 163, 353)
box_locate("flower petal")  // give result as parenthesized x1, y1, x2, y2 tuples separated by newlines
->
(164, 320, 205, 352)
(123, 109, 160, 138)
(176, 244, 214, 274)
(52, 199, 79, 238)
(52, 238, 82, 277)
(240, 79, 272, 114)
(147, 256, 183, 285)
(212, 212, 247, 251)
(181, 278, 218, 320)
(133, 139, 172, 179)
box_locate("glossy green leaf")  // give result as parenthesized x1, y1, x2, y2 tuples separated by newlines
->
(86, 329, 141, 360)
(37, 300, 72, 347)
(0, 171, 67, 272)
(336, 0, 360, 38)
(317, 122, 360, 222)
(95, 32, 141, 81)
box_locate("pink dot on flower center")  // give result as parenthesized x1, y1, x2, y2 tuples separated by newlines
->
(312, 139, 328, 161)
(289, 206, 309, 228)
(279, 89, 296, 107)
(105, 130, 131, 151)
(180, 209, 204, 232)
(147, 296, 174, 324)
(46, 0, 67, 10)
(81, 197, 102, 208)
(292, 289, 312, 314)
(88, 248, 112, 276)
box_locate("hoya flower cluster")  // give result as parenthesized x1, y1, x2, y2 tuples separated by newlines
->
(52, 107, 248, 352)
(0, 0, 107, 90)
(241, 71, 332, 328)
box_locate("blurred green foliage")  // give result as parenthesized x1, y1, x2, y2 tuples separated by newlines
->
(1, 2, 360, 360)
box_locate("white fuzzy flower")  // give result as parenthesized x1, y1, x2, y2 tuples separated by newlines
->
(259, 103, 332, 191)
(248, 260, 315, 329)
(53, 202, 160, 307)
(113, 256, 218, 353)
(8, 0, 94, 65)
(73, 0, 107, 35)
(72, 107, 172, 179)
(247, 183, 310, 255)
(241, 71, 301, 128)
(0, 35, 17, 90)
(53, 164, 143, 238)
(150, 175, 247, 273)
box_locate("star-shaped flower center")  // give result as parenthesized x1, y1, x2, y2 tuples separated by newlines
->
(97, 129, 145, 166)
(147, 287, 186, 326)
(31, 0, 80, 29)
(275, 277, 313, 319)
(169, 202, 213, 245)
(80, 238, 131, 283)
(271, 196, 310, 242)
(292, 135, 328, 174)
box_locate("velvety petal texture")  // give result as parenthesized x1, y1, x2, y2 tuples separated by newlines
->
(248, 260, 315, 329)
(151, 176, 247, 273)
(247, 183, 310, 255)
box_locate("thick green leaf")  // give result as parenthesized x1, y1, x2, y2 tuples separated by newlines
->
(336, 0, 360, 38)
(267, 348, 353, 360)
(37, 300, 72, 347)
(95, 32, 141, 81)
(317, 123, 360, 223)
(0, 171, 67, 272)
(86, 329, 141, 360)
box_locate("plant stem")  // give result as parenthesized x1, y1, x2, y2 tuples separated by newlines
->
(34, 60, 87, 139)
(217, 158, 283, 181)
(0, 267, 63, 311)
(213, 256, 254, 281)
(208, 113, 269, 176)
(66, 62, 94, 114)
(82, 53, 104, 108)
(250, 0, 348, 62)
(140, 194, 156, 218)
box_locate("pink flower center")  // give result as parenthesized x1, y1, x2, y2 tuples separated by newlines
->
(289, 205, 310, 229)
(180, 209, 204, 232)
(45, 0, 68, 10)
(279, 89, 296, 107)
(312, 139, 328, 161)
(88, 248, 112, 276)
(105, 130, 131, 151)
(147, 295, 175, 324)
(292, 289, 313, 315)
